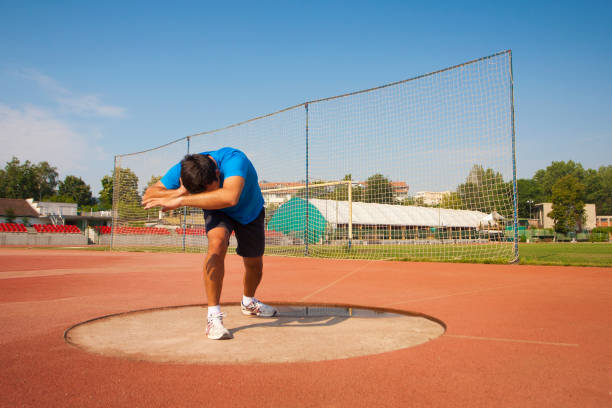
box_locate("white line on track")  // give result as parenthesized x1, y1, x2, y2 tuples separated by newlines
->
(299, 259, 393, 301)
(445, 334, 579, 347)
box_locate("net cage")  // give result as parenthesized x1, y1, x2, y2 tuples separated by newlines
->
(112, 50, 518, 263)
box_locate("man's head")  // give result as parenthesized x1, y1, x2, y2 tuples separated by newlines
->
(180, 154, 220, 194)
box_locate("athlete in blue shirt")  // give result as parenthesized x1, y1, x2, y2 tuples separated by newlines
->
(143, 147, 277, 340)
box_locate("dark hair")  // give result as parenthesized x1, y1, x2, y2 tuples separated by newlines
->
(180, 154, 218, 194)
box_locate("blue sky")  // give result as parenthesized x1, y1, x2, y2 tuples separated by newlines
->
(1, 0, 611, 195)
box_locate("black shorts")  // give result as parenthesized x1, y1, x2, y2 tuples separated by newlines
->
(204, 208, 265, 258)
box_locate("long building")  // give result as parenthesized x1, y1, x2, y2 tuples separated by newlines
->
(268, 197, 501, 243)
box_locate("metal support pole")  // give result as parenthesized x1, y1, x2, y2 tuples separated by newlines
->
(110, 155, 117, 251)
(509, 50, 519, 263)
(183, 137, 190, 252)
(348, 180, 352, 250)
(304, 103, 309, 256)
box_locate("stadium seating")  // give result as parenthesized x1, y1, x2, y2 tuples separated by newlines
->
(0, 223, 28, 232)
(94, 226, 112, 235)
(95, 226, 171, 235)
(33, 224, 81, 234)
(175, 228, 207, 236)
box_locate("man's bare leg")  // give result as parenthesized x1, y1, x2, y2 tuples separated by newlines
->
(204, 227, 229, 306)
(241, 256, 277, 316)
(242, 256, 263, 297)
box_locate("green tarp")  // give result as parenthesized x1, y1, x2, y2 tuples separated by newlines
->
(267, 197, 327, 244)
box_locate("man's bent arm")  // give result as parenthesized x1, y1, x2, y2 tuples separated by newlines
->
(179, 176, 245, 209)
(142, 181, 187, 203)
(142, 176, 245, 211)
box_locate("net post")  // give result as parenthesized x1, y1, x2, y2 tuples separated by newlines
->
(182, 137, 190, 252)
(509, 50, 519, 263)
(110, 155, 117, 251)
(348, 180, 352, 250)
(304, 103, 309, 256)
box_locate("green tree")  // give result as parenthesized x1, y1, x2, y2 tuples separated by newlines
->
(440, 192, 464, 210)
(533, 160, 586, 200)
(98, 174, 114, 209)
(581, 165, 612, 215)
(548, 175, 585, 234)
(115, 167, 141, 204)
(364, 174, 394, 204)
(0, 157, 59, 200)
(596, 165, 612, 214)
(113, 167, 149, 223)
(99, 168, 149, 222)
(57, 175, 94, 207)
(0, 157, 32, 198)
(33, 161, 59, 200)
(457, 165, 513, 216)
(323, 174, 364, 202)
(517, 178, 543, 218)
(526, 161, 611, 215)
(399, 196, 416, 206)
(45, 194, 76, 204)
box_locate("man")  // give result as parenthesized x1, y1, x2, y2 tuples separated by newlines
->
(142, 147, 277, 340)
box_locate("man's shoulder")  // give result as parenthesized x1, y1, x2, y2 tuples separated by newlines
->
(205, 147, 245, 160)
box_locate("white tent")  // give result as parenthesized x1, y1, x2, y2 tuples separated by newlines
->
(478, 211, 504, 227)
(308, 199, 493, 229)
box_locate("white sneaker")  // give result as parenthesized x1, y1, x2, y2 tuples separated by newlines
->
(241, 298, 278, 317)
(206, 313, 232, 340)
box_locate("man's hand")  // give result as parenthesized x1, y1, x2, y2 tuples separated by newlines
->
(142, 196, 183, 212)
(142, 180, 188, 205)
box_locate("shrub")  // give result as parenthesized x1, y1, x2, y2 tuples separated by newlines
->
(589, 232, 609, 242)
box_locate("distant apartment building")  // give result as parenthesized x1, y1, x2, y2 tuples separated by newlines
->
(596, 216, 611, 227)
(259, 182, 306, 206)
(414, 191, 451, 206)
(259, 180, 410, 204)
(390, 182, 410, 201)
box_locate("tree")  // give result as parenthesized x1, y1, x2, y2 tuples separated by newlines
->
(0, 157, 59, 200)
(440, 192, 464, 210)
(457, 165, 513, 216)
(99, 168, 152, 222)
(57, 175, 94, 207)
(323, 174, 364, 202)
(548, 175, 585, 234)
(98, 174, 114, 209)
(114, 167, 141, 204)
(33, 161, 59, 201)
(113, 167, 151, 222)
(399, 196, 417, 206)
(517, 178, 543, 218)
(364, 174, 394, 204)
(581, 165, 612, 215)
(596, 165, 612, 214)
(528, 161, 611, 215)
(533, 160, 586, 200)
(45, 194, 76, 204)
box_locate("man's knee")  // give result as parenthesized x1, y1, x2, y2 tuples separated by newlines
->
(207, 229, 229, 255)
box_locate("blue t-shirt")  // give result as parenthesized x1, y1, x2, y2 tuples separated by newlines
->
(160, 147, 264, 224)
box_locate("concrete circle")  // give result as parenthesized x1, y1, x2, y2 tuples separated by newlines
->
(65, 304, 445, 364)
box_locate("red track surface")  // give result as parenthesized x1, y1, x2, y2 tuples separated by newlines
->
(0, 248, 610, 407)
